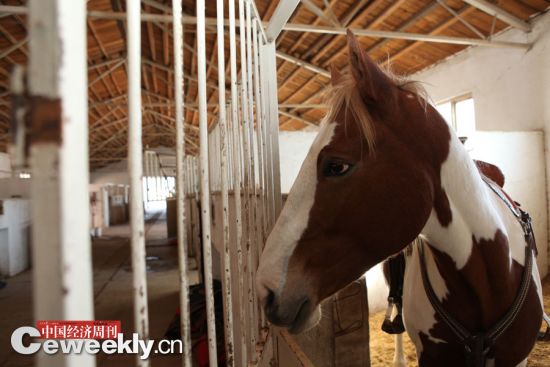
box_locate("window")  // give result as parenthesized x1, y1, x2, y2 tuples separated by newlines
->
(436, 95, 476, 139)
(143, 176, 176, 202)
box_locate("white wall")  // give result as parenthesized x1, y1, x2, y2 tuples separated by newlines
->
(0, 153, 10, 178)
(470, 132, 547, 277)
(278, 131, 317, 193)
(414, 12, 550, 133)
(0, 198, 31, 276)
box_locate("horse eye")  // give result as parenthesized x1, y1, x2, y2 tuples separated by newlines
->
(323, 161, 352, 177)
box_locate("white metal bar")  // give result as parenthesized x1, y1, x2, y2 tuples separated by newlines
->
(265, 0, 301, 42)
(275, 51, 330, 78)
(278, 110, 317, 127)
(238, 0, 256, 359)
(248, 0, 268, 43)
(216, 0, 235, 364)
(228, 0, 247, 363)
(436, 0, 486, 39)
(28, 0, 94, 366)
(300, 0, 340, 27)
(252, 18, 268, 331)
(0, 5, 26, 15)
(127, 1, 150, 366)
(281, 23, 531, 49)
(462, 0, 531, 32)
(279, 103, 327, 109)
(197, 0, 218, 364)
(245, 0, 260, 352)
(252, 19, 266, 242)
(0, 36, 28, 59)
(262, 42, 283, 217)
(257, 37, 272, 236)
(258, 42, 275, 231)
(172, 1, 192, 366)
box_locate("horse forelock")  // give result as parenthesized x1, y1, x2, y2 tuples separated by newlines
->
(324, 69, 429, 154)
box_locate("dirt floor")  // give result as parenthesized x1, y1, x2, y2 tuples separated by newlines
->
(368, 275, 550, 366)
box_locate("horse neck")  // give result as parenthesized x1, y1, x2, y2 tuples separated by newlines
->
(420, 132, 521, 325)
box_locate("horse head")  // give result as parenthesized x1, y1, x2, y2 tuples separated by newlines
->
(256, 31, 451, 334)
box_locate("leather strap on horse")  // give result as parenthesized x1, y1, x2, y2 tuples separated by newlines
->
(419, 240, 533, 367)
(418, 177, 544, 367)
(484, 176, 550, 340)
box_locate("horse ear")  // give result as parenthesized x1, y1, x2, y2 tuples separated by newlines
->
(347, 30, 394, 105)
(330, 66, 343, 86)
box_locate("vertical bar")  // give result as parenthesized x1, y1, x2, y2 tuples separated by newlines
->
(216, 0, 235, 365)
(127, 2, 150, 366)
(258, 43, 275, 231)
(252, 18, 267, 331)
(28, 0, 94, 366)
(172, 1, 192, 366)
(196, 0, 218, 364)
(245, 0, 260, 349)
(228, 0, 247, 363)
(252, 19, 266, 242)
(238, 0, 256, 359)
(263, 42, 283, 217)
(144, 152, 150, 204)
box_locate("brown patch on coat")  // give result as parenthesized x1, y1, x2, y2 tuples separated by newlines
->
(418, 232, 541, 366)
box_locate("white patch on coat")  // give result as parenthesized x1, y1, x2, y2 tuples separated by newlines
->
(403, 242, 448, 355)
(422, 129, 505, 269)
(256, 121, 336, 301)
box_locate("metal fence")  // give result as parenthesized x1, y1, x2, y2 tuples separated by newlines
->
(19, 0, 283, 366)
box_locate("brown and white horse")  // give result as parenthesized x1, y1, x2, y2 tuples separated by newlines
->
(256, 31, 545, 366)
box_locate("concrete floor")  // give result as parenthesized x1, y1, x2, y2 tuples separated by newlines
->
(0, 206, 198, 367)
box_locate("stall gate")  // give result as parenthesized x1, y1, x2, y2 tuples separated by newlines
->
(3, 0, 317, 366)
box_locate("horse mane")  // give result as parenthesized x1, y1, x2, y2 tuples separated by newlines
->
(323, 66, 428, 153)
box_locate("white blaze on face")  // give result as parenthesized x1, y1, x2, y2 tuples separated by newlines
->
(256, 121, 336, 301)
